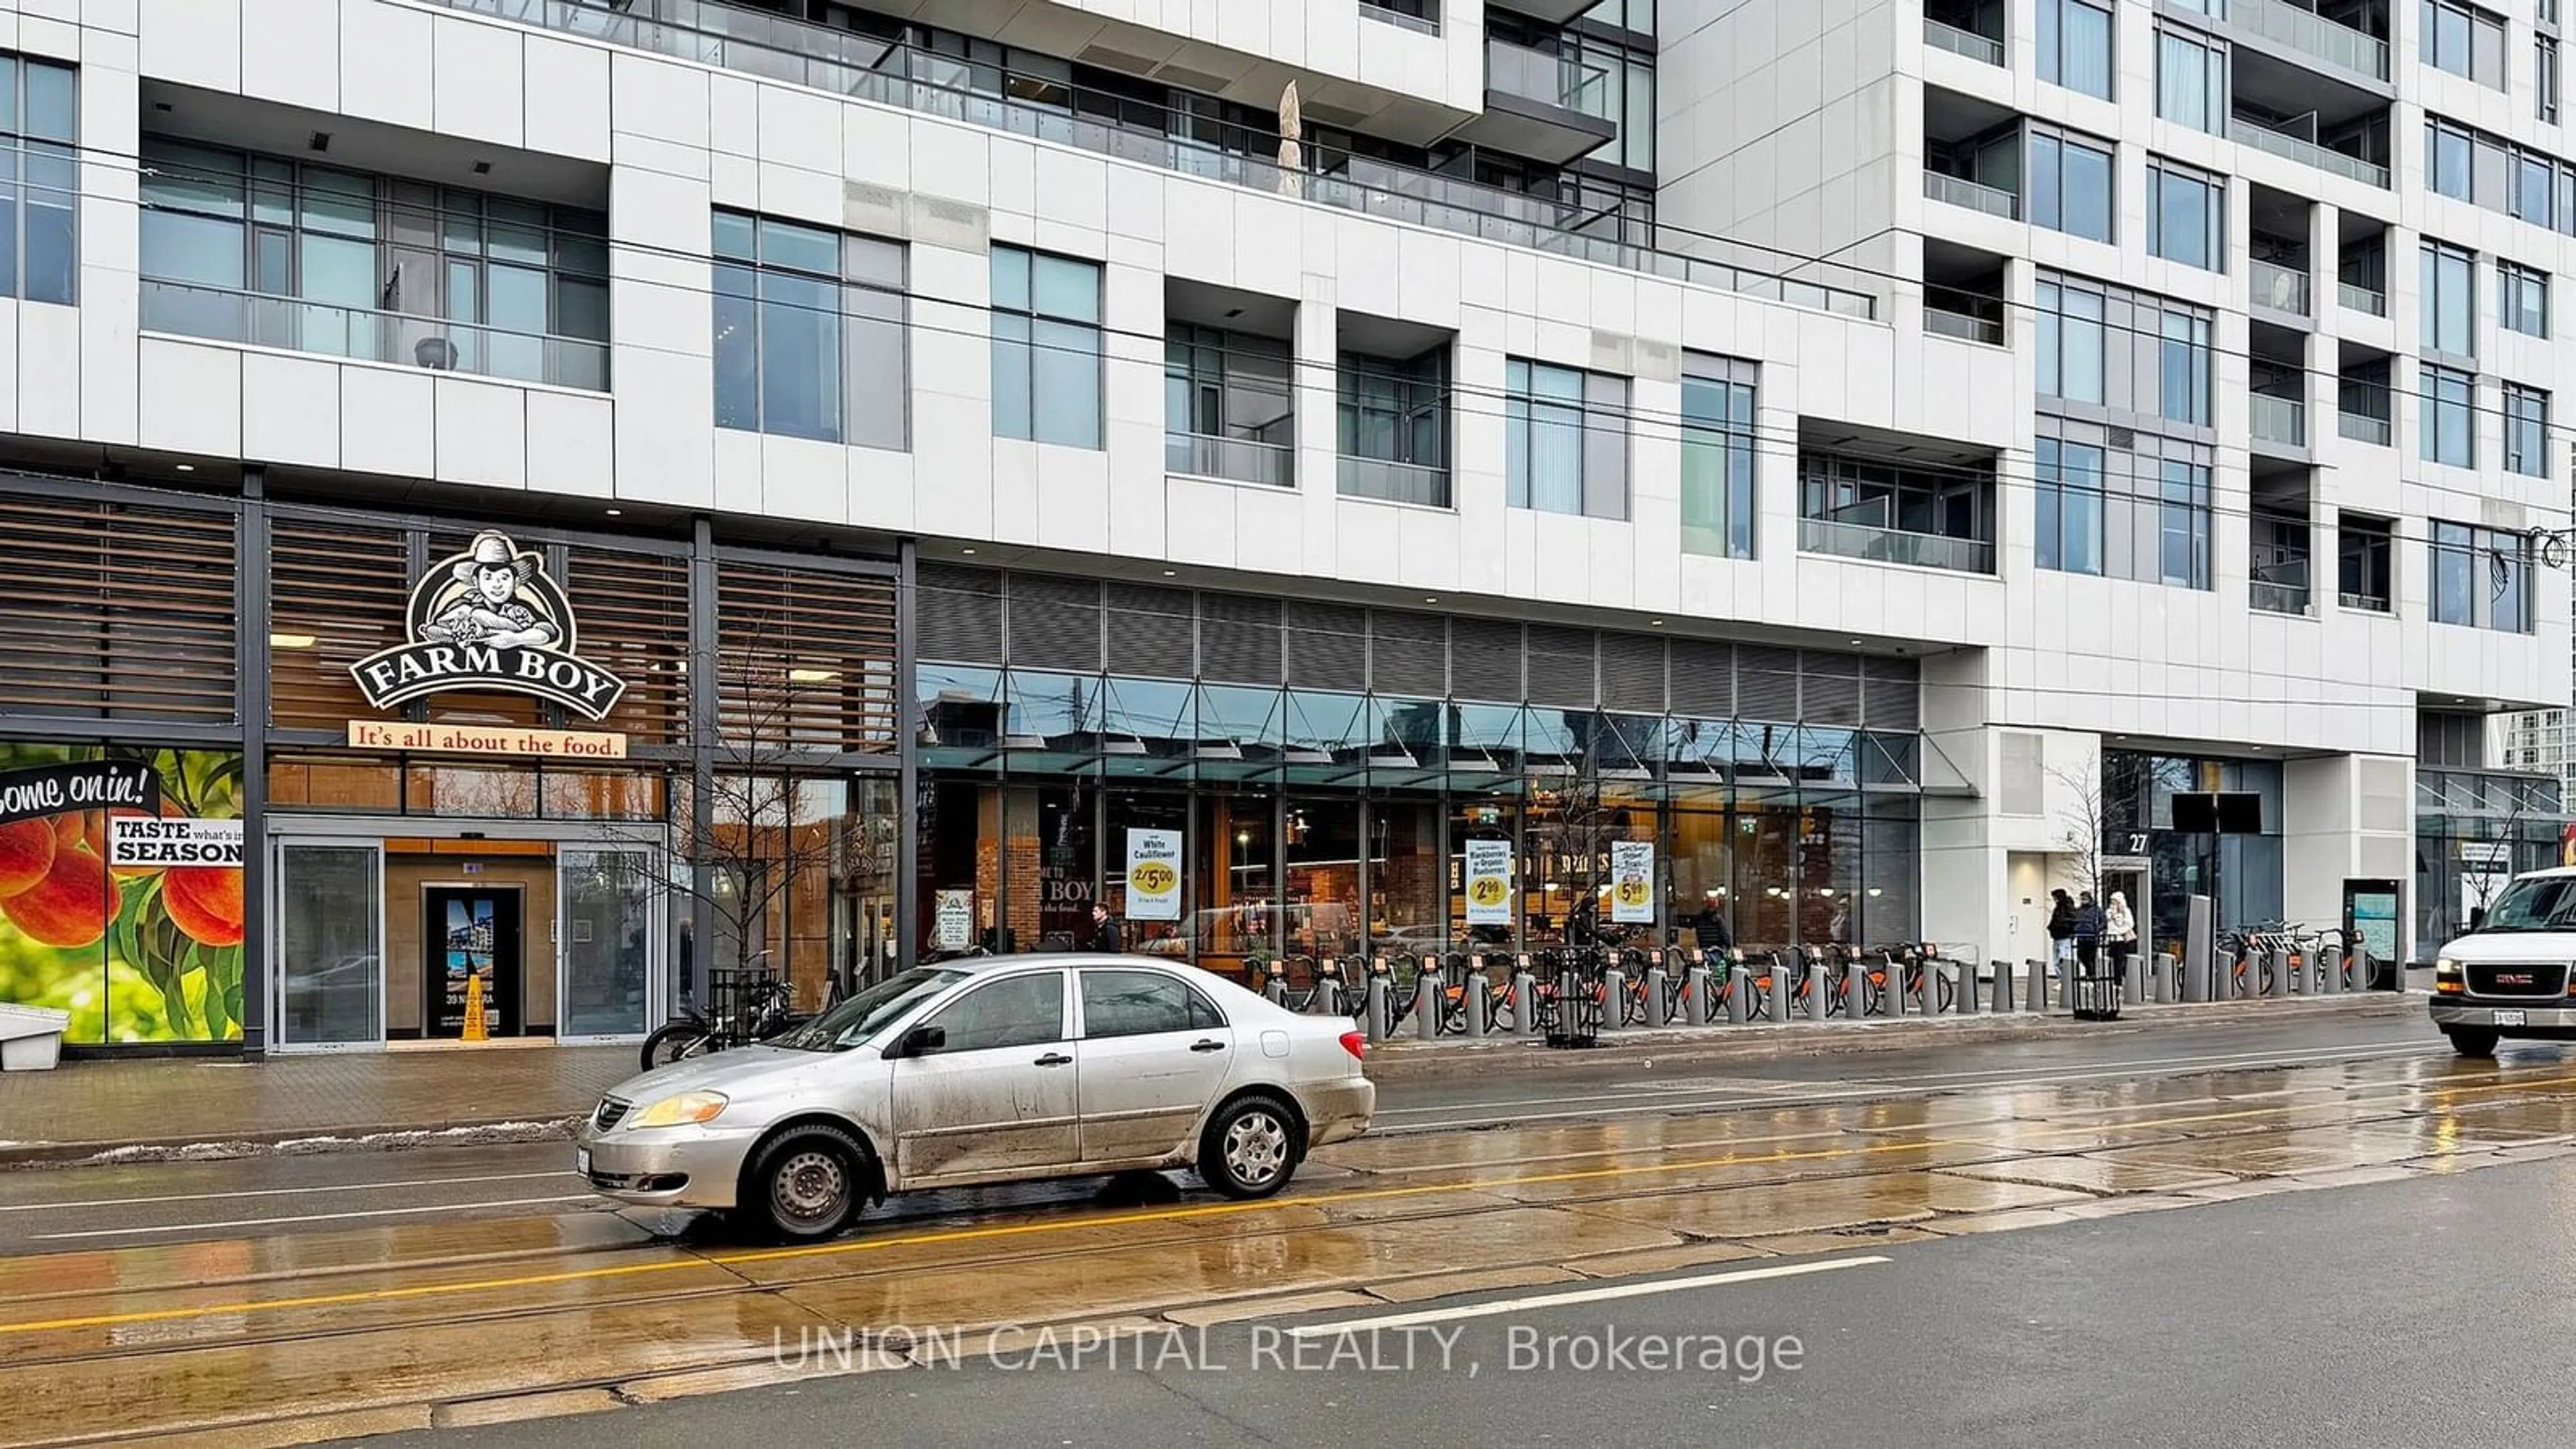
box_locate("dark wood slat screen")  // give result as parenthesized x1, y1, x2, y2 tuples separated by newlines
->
(716, 562, 899, 755)
(567, 550, 690, 745)
(268, 517, 409, 731)
(0, 496, 238, 725)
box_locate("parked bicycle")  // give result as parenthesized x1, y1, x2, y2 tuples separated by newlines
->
(639, 952, 843, 1070)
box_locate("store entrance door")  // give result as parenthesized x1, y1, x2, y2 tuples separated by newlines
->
(423, 886, 523, 1038)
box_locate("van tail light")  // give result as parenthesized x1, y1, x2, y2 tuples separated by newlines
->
(1338, 1030, 1366, 1061)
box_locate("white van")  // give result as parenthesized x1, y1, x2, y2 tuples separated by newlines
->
(2430, 865, 2576, 1056)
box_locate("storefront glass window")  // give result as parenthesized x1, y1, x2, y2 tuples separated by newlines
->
(1285, 798, 1363, 960)
(1197, 791, 1275, 979)
(1368, 798, 1443, 956)
(1104, 787, 1190, 959)
(1450, 792, 1517, 949)
(1736, 790, 1800, 947)
(1863, 797, 1922, 946)
(1670, 798, 1733, 949)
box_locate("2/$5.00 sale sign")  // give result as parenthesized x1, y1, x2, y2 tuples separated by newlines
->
(1124, 828, 1183, 921)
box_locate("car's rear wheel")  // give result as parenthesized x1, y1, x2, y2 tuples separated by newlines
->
(2446, 1026, 2501, 1058)
(745, 1124, 871, 1241)
(1199, 1094, 1299, 1199)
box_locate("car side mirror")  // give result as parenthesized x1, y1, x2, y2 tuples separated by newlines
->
(896, 1024, 945, 1058)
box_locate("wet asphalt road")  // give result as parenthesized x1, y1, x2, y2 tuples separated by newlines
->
(381, 1152, 2576, 1449)
(0, 1006, 2456, 1250)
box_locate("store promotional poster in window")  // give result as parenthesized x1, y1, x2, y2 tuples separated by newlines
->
(0, 745, 246, 1044)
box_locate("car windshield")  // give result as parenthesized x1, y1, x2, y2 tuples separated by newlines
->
(2472, 876, 2576, 934)
(773, 968, 967, 1052)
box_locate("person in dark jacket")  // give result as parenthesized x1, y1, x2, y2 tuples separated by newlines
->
(2046, 890, 2076, 981)
(1087, 902, 1122, 955)
(1694, 901, 1733, 954)
(2073, 891, 2105, 974)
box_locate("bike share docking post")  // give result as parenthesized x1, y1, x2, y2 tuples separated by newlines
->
(2023, 958, 2047, 1012)
(1262, 958, 1289, 1007)
(1990, 956, 2014, 1012)
(1798, 947, 1825, 1023)
(1882, 949, 1908, 1018)
(1945, 947, 1977, 1015)
(1643, 951, 1671, 1028)
(1686, 951, 1716, 1026)
(1515, 953, 1543, 1038)
(1727, 951, 1752, 1024)
(1413, 961, 1442, 1040)
(2263, 943, 2291, 1000)
(1599, 959, 1628, 1032)
(2319, 945, 2344, 995)
(1364, 957, 1394, 1042)
(1309, 957, 1342, 1016)
(1464, 957, 1491, 1038)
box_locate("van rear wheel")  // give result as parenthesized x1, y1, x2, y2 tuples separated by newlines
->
(2445, 1027, 2500, 1058)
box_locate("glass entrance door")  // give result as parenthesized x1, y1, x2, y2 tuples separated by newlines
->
(559, 847, 658, 1040)
(276, 841, 383, 1049)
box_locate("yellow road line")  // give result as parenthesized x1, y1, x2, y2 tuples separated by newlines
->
(5, 1063, 2571, 1341)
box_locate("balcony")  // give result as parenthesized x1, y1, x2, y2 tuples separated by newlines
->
(1486, 0, 1595, 25)
(1462, 38, 1617, 165)
(2251, 259, 2312, 317)
(140, 279, 610, 391)
(2233, 114, 2392, 188)
(1358, 0, 1442, 36)
(2251, 551, 2313, 616)
(2338, 409, 2392, 444)
(1923, 170, 2019, 219)
(1923, 17, 2006, 66)
(1799, 518, 1996, 575)
(2251, 393, 2308, 447)
(2226, 0, 2390, 83)
(1168, 431, 1294, 487)
(1338, 456, 1452, 507)
(425, 0, 1875, 319)
(1923, 304, 2004, 344)
(2338, 280, 2387, 315)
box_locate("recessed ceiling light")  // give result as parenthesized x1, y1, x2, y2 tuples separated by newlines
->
(1650, 619, 1663, 626)
(604, 507, 623, 517)
(173, 463, 195, 472)
(961, 547, 976, 555)
(269, 633, 317, 650)
(1161, 569, 1176, 576)
(1850, 639, 1864, 646)
(1424, 596, 1438, 603)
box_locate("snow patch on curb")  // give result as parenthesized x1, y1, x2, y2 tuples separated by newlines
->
(27, 1116, 584, 1169)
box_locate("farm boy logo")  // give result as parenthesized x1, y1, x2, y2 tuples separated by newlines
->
(350, 531, 627, 720)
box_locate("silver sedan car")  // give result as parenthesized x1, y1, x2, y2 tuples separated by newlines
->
(575, 954, 1376, 1240)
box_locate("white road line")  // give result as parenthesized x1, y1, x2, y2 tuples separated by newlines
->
(1282, 1256, 1890, 1337)
(1373, 1042, 2436, 1119)
(25, 1195, 594, 1240)
(0, 1171, 578, 1215)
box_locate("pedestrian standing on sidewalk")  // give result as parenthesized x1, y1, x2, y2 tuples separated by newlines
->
(2104, 891, 2139, 982)
(2047, 889, 2077, 981)
(2074, 891, 2104, 976)
(1088, 902, 1123, 955)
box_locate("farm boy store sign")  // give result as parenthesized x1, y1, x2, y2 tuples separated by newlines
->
(345, 531, 631, 758)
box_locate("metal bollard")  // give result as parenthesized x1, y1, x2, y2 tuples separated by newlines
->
(1413, 972, 1441, 1039)
(2023, 959, 2047, 1012)
(2182, 945, 2210, 1003)
(1464, 967, 1489, 1037)
(1600, 967, 1627, 1031)
(1991, 959, 2015, 1012)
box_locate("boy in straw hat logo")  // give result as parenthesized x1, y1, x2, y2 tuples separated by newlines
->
(421, 531, 562, 651)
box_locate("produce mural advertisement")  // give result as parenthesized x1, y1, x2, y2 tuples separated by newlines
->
(0, 745, 247, 1044)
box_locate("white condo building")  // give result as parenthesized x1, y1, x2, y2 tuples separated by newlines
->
(0, 0, 2560, 1053)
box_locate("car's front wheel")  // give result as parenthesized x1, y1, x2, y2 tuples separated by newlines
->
(1199, 1094, 1300, 1199)
(745, 1124, 871, 1241)
(2446, 1026, 2502, 1058)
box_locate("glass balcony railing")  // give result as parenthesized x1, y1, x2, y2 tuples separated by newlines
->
(2251, 392, 2308, 446)
(425, 0, 1878, 320)
(2338, 280, 2388, 315)
(2338, 409, 2393, 445)
(1799, 517, 1997, 575)
(140, 278, 611, 391)
(1485, 37, 1609, 113)
(2250, 259, 2312, 316)
(1922, 17, 2006, 66)
(1923, 304, 2005, 344)
(2251, 578, 2314, 614)
(1923, 170, 2019, 219)
(1338, 456, 1452, 508)
(1168, 431, 1294, 488)
(1358, 0, 1441, 38)
(2228, 0, 2390, 82)
(2233, 117, 2392, 188)
(2251, 547, 2312, 615)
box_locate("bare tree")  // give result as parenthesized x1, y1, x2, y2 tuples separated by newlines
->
(2050, 763, 2107, 905)
(1525, 714, 1653, 950)
(621, 613, 877, 1017)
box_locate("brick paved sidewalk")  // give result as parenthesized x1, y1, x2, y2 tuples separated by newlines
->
(0, 1045, 634, 1163)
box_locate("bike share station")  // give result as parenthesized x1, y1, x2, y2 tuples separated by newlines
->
(1255, 910, 2394, 1049)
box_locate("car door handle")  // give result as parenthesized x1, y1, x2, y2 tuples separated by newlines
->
(1189, 1039, 1226, 1053)
(1034, 1052, 1072, 1067)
